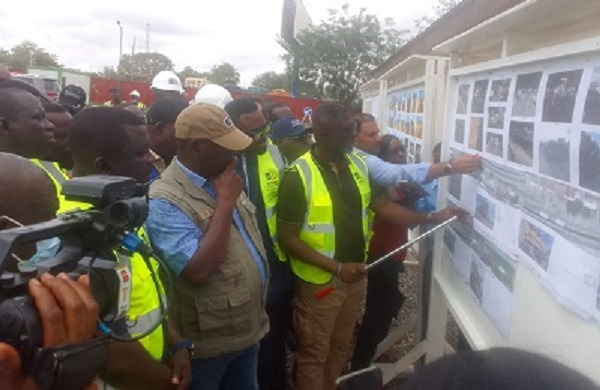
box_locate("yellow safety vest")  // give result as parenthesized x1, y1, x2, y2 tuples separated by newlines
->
(53, 195, 166, 359)
(256, 143, 286, 261)
(288, 151, 371, 284)
(30, 159, 80, 214)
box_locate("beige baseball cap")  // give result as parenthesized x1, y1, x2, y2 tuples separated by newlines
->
(175, 103, 252, 151)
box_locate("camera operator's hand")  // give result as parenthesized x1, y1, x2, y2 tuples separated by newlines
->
(337, 263, 367, 284)
(0, 273, 99, 390)
(213, 161, 243, 206)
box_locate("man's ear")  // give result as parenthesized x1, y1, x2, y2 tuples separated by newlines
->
(93, 156, 111, 175)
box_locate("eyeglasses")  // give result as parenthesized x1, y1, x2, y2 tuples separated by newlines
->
(291, 133, 310, 141)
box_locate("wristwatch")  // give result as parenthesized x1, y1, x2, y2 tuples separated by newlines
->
(443, 161, 454, 175)
(169, 340, 195, 357)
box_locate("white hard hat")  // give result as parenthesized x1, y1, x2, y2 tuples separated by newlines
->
(193, 84, 233, 108)
(129, 90, 141, 97)
(151, 70, 184, 93)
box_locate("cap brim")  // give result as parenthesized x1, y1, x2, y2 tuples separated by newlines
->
(211, 127, 253, 151)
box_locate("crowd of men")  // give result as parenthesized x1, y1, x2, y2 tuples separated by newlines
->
(0, 69, 482, 390)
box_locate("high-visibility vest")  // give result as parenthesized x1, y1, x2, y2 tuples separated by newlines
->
(54, 197, 166, 360)
(256, 143, 286, 261)
(288, 151, 371, 284)
(30, 159, 80, 214)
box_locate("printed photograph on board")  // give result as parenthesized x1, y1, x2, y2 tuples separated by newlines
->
(469, 117, 484, 151)
(457, 84, 470, 114)
(475, 194, 497, 230)
(508, 121, 534, 167)
(415, 116, 423, 139)
(539, 128, 571, 182)
(455, 119, 466, 144)
(490, 78, 511, 102)
(471, 79, 489, 114)
(417, 90, 425, 114)
(583, 67, 600, 125)
(488, 107, 506, 129)
(518, 219, 554, 271)
(486, 133, 504, 158)
(448, 173, 463, 201)
(580, 131, 600, 194)
(512, 72, 542, 117)
(469, 260, 484, 302)
(444, 228, 457, 253)
(542, 69, 583, 123)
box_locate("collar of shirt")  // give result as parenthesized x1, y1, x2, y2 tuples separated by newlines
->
(311, 146, 349, 172)
(174, 157, 208, 188)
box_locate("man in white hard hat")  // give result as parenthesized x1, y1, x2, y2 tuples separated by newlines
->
(193, 84, 233, 108)
(151, 70, 185, 102)
(129, 90, 147, 112)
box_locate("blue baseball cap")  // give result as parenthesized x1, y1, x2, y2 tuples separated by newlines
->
(271, 116, 308, 142)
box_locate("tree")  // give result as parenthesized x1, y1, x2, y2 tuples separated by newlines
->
(282, 5, 409, 106)
(207, 62, 240, 86)
(414, 0, 463, 33)
(118, 52, 174, 81)
(99, 66, 119, 79)
(0, 41, 59, 69)
(177, 66, 208, 82)
(252, 71, 290, 91)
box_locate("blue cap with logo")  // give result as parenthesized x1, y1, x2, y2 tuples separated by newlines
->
(271, 116, 308, 142)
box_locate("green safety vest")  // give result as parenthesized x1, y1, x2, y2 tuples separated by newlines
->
(53, 190, 166, 360)
(256, 144, 286, 261)
(288, 151, 371, 284)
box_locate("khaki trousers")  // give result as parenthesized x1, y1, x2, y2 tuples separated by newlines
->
(293, 277, 365, 390)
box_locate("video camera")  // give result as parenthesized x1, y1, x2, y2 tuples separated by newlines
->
(0, 176, 150, 382)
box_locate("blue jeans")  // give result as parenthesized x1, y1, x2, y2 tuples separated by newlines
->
(191, 343, 260, 390)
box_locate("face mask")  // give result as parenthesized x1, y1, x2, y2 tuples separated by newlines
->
(28, 237, 61, 265)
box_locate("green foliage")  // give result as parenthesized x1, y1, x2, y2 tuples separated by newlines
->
(283, 5, 409, 106)
(414, 0, 462, 33)
(207, 62, 240, 86)
(118, 52, 174, 81)
(252, 71, 290, 91)
(177, 66, 208, 82)
(0, 41, 59, 69)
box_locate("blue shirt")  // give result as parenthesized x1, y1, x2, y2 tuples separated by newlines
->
(145, 158, 267, 283)
(354, 148, 431, 187)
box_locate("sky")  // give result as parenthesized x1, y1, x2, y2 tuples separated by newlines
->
(0, 0, 439, 86)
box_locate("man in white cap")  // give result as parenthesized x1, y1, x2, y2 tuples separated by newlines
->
(129, 89, 147, 112)
(151, 70, 185, 102)
(146, 104, 269, 390)
(193, 84, 233, 108)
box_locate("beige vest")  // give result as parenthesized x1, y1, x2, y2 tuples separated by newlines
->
(150, 161, 269, 358)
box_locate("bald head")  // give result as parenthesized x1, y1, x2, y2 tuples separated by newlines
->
(0, 153, 57, 227)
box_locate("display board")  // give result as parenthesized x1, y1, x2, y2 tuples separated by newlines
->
(435, 48, 600, 382)
(386, 85, 426, 163)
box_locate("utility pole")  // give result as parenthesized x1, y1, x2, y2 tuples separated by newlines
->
(116, 20, 123, 68)
(146, 23, 150, 53)
(132, 37, 136, 55)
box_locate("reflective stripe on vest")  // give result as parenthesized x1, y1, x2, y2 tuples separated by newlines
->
(126, 227, 166, 360)
(257, 144, 287, 261)
(289, 151, 371, 284)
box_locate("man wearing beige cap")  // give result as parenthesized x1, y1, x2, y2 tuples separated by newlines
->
(146, 103, 270, 390)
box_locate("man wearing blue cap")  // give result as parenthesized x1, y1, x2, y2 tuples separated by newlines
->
(271, 116, 312, 163)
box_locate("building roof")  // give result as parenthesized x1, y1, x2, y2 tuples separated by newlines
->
(371, 0, 526, 79)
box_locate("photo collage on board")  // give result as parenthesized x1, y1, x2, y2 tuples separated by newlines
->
(387, 86, 425, 163)
(447, 54, 600, 325)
